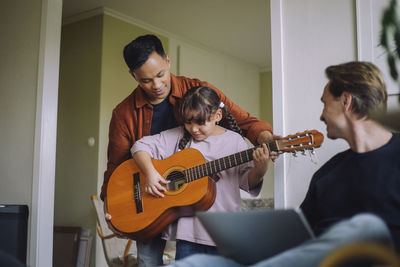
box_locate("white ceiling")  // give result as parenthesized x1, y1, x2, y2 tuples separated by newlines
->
(62, 0, 271, 69)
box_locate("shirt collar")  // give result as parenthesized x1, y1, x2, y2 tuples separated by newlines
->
(170, 73, 184, 99)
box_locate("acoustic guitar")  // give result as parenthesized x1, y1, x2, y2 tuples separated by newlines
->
(105, 130, 324, 241)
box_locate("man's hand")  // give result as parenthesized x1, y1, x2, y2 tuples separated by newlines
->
(257, 130, 274, 144)
(104, 213, 128, 239)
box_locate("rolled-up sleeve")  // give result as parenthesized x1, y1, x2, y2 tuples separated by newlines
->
(101, 109, 133, 201)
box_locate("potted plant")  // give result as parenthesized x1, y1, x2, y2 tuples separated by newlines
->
(378, 0, 400, 131)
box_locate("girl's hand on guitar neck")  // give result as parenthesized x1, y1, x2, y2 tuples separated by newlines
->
(270, 135, 283, 162)
(248, 143, 270, 189)
(256, 131, 282, 162)
(253, 143, 270, 175)
(270, 149, 281, 162)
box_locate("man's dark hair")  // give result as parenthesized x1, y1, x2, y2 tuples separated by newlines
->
(325, 61, 387, 118)
(123, 34, 166, 71)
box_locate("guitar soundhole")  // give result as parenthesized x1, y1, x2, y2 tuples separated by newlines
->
(166, 171, 185, 191)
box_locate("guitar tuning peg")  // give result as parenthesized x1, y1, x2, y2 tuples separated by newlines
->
(301, 150, 306, 155)
(309, 148, 318, 165)
(292, 151, 297, 157)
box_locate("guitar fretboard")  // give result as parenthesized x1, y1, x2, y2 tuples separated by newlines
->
(183, 141, 278, 182)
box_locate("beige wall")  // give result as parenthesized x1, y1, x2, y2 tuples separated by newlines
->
(260, 71, 274, 198)
(0, 0, 41, 205)
(0, 1, 62, 266)
(56, 14, 102, 227)
(0, 1, 42, 263)
(56, 14, 103, 266)
(260, 71, 273, 126)
(176, 42, 261, 117)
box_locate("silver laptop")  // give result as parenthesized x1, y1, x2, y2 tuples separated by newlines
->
(197, 208, 315, 265)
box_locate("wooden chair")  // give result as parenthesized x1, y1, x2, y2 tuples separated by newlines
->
(319, 242, 400, 267)
(90, 195, 137, 267)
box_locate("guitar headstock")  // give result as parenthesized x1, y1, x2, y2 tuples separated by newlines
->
(274, 130, 324, 154)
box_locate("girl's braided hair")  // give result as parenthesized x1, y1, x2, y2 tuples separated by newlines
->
(178, 86, 243, 150)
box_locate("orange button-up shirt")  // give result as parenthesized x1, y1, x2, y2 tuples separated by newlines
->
(101, 74, 272, 200)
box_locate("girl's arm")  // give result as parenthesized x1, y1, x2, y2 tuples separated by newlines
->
(247, 143, 270, 189)
(131, 127, 183, 197)
(133, 150, 169, 198)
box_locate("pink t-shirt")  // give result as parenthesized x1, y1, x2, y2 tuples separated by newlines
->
(132, 126, 262, 246)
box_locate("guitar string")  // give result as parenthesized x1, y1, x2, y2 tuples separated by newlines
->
(160, 141, 284, 181)
(164, 140, 279, 182)
(156, 132, 320, 182)
(163, 148, 255, 182)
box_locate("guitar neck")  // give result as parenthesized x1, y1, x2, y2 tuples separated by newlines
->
(184, 141, 278, 182)
(182, 129, 324, 183)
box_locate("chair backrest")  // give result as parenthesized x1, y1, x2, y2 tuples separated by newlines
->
(90, 196, 137, 267)
(319, 242, 400, 267)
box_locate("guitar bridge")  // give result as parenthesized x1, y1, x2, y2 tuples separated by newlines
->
(133, 172, 143, 213)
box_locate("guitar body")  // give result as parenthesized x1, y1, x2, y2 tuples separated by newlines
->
(105, 129, 324, 241)
(106, 148, 216, 241)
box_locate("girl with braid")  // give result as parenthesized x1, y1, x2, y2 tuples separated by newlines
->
(131, 86, 270, 260)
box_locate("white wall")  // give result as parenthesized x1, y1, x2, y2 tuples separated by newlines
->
(0, 0, 62, 266)
(271, 0, 355, 208)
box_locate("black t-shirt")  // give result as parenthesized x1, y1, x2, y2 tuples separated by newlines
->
(150, 95, 178, 135)
(300, 134, 400, 251)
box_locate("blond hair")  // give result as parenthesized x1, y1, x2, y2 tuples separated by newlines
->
(325, 61, 387, 117)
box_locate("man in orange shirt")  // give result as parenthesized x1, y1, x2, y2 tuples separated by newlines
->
(101, 34, 275, 266)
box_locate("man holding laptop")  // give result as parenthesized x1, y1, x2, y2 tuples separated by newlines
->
(167, 61, 400, 266)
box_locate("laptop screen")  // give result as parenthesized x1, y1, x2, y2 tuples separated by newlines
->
(197, 208, 314, 265)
